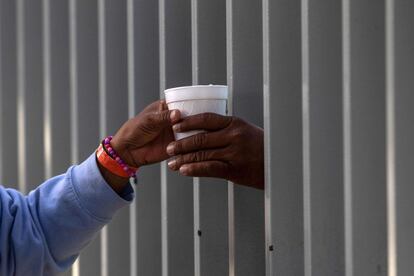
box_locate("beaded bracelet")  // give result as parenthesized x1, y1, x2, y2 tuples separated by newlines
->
(96, 136, 138, 184)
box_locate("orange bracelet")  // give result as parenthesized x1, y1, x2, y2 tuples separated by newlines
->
(96, 143, 131, 178)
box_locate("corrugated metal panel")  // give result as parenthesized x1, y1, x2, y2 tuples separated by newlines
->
(16, 0, 45, 193)
(69, 1, 102, 275)
(263, 0, 304, 275)
(42, 0, 71, 185)
(226, 0, 265, 275)
(42, 1, 72, 275)
(342, 0, 387, 275)
(159, 0, 194, 275)
(98, 1, 130, 275)
(191, 0, 228, 275)
(0, 0, 413, 275)
(386, 0, 414, 275)
(0, 0, 18, 189)
(131, 0, 162, 275)
(301, 0, 344, 275)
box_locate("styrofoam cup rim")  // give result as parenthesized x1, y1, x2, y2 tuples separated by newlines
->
(164, 85, 228, 104)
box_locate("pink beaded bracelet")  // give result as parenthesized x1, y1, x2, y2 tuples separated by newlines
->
(102, 136, 138, 181)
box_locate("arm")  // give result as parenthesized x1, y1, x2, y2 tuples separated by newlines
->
(0, 100, 180, 275)
(0, 154, 131, 275)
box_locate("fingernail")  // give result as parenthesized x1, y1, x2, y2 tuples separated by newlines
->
(170, 110, 179, 122)
(168, 159, 176, 169)
(180, 165, 189, 176)
(166, 144, 175, 156)
(172, 124, 181, 132)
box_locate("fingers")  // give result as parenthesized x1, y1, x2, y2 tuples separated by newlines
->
(167, 149, 226, 170)
(143, 109, 181, 130)
(172, 113, 233, 133)
(178, 161, 229, 179)
(166, 130, 230, 156)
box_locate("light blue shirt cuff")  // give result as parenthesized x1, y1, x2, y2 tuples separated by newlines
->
(70, 153, 135, 222)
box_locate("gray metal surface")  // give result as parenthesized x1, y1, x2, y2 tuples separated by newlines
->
(43, 1, 72, 275)
(342, 0, 387, 275)
(159, 0, 194, 275)
(16, 0, 45, 193)
(0, 0, 414, 275)
(227, 0, 265, 275)
(69, 0, 102, 275)
(132, 0, 162, 275)
(191, 0, 229, 275)
(386, 0, 414, 275)
(263, 0, 304, 275)
(0, 0, 18, 189)
(98, 1, 130, 275)
(302, 0, 344, 275)
(43, 0, 71, 179)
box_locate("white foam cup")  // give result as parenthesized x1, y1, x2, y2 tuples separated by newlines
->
(164, 85, 228, 140)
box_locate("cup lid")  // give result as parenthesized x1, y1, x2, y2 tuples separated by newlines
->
(164, 85, 228, 104)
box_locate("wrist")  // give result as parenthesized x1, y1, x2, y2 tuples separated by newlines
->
(111, 136, 140, 168)
(96, 158, 129, 194)
(95, 137, 138, 194)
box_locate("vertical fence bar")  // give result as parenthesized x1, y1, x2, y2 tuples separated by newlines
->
(126, 0, 137, 275)
(191, 0, 228, 275)
(159, 1, 168, 274)
(386, 0, 414, 275)
(97, 0, 108, 274)
(69, 0, 102, 275)
(0, 0, 18, 189)
(227, 0, 265, 275)
(16, 0, 45, 193)
(191, 3, 200, 274)
(68, 1, 79, 275)
(16, 0, 27, 194)
(132, 0, 163, 275)
(159, 0, 194, 275)
(302, 0, 344, 275)
(98, 0, 130, 275)
(385, 1, 396, 274)
(225, 1, 235, 274)
(263, 0, 303, 275)
(342, 0, 387, 275)
(42, 0, 52, 181)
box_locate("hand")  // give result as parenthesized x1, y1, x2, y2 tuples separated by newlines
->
(166, 113, 264, 189)
(111, 100, 180, 168)
(98, 100, 180, 193)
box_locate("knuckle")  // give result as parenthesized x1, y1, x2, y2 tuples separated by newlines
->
(175, 155, 184, 166)
(195, 151, 206, 162)
(192, 133, 207, 148)
(140, 115, 157, 133)
(187, 152, 198, 163)
(161, 111, 170, 121)
(231, 128, 244, 140)
(174, 141, 183, 154)
(144, 114, 157, 126)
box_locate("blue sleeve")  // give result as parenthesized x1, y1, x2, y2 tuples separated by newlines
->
(0, 154, 134, 276)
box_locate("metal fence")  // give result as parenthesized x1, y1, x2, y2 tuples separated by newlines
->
(0, 0, 413, 275)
